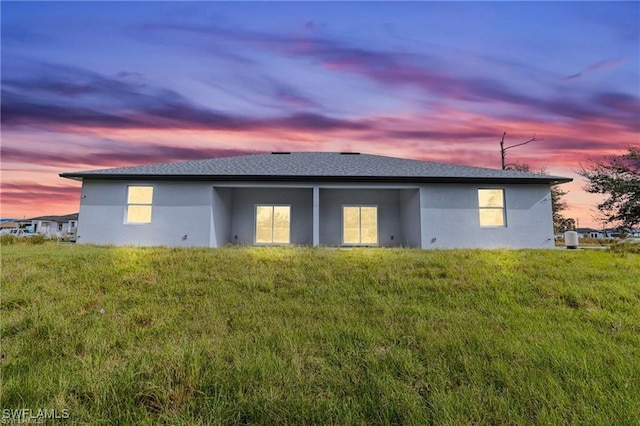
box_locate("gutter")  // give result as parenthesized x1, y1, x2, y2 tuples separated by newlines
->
(60, 173, 572, 185)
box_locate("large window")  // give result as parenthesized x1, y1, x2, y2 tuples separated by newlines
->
(343, 206, 378, 245)
(126, 186, 153, 224)
(255, 205, 290, 244)
(478, 189, 506, 227)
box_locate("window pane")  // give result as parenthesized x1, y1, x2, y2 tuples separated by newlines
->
(256, 206, 273, 243)
(360, 207, 378, 244)
(343, 207, 360, 244)
(273, 206, 290, 243)
(478, 189, 503, 207)
(127, 205, 152, 223)
(128, 186, 153, 204)
(479, 208, 505, 226)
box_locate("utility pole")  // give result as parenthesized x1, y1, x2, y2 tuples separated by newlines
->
(500, 132, 543, 170)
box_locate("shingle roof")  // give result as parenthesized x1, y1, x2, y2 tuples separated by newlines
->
(60, 152, 572, 184)
(25, 213, 79, 222)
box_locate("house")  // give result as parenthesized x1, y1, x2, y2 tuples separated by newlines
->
(60, 152, 572, 249)
(576, 228, 606, 239)
(578, 227, 636, 239)
(0, 220, 19, 235)
(18, 213, 79, 238)
(576, 228, 594, 238)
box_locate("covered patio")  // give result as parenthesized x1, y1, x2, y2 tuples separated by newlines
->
(211, 185, 422, 248)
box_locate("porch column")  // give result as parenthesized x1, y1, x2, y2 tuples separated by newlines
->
(419, 187, 428, 249)
(312, 186, 320, 246)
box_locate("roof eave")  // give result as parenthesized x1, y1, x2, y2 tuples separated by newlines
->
(59, 173, 573, 184)
(59, 173, 83, 181)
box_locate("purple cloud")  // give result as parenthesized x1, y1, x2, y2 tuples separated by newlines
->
(1, 143, 261, 169)
(143, 22, 638, 131)
(1, 64, 364, 132)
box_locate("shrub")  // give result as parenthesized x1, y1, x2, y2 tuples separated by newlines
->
(26, 234, 48, 245)
(578, 237, 617, 247)
(0, 235, 18, 245)
(610, 240, 640, 254)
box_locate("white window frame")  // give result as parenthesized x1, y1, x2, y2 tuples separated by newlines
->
(125, 185, 154, 224)
(478, 188, 506, 227)
(254, 204, 291, 245)
(342, 204, 379, 246)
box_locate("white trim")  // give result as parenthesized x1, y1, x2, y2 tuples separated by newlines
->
(312, 186, 320, 246)
(341, 204, 379, 246)
(478, 188, 507, 228)
(124, 185, 154, 225)
(254, 204, 292, 245)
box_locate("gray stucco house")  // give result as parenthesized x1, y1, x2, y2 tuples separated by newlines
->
(60, 152, 572, 249)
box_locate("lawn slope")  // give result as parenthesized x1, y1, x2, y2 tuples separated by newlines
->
(2, 245, 639, 424)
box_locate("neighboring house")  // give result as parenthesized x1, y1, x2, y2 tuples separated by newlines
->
(578, 227, 640, 239)
(5, 228, 34, 237)
(19, 213, 79, 238)
(0, 220, 19, 235)
(585, 229, 627, 239)
(60, 152, 572, 249)
(576, 228, 595, 238)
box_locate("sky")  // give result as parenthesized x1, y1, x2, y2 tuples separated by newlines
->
(1, 1, 639, 228)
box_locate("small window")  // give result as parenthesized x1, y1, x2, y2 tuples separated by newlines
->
(343, 206, 378, 245)
(255, 205, 290, 244)
(478, 189, 506, 227)
(126, 186, 153, 224)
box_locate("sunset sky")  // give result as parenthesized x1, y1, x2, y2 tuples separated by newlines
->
(2, 1, 638, 228)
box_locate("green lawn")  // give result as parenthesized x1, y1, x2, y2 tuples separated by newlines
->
(1, 244, 639, 424)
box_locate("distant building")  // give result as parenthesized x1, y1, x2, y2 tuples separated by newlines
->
(0, 220, 19, 235)
(577, 227, 638, 239)
(18, 213, 79, 238)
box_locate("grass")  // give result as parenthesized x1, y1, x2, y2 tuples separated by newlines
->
(1, 243, 639, 424)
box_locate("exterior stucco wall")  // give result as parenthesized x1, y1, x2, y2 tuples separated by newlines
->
(211, 187, 232, 247)
(419, 183, 554, 249)
(77, 180, 213, 247)
(399, 189, 422, 248)
(75, 180, 554, 249)
(229, 188, 313, 246)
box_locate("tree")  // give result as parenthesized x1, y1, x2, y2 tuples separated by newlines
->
(550, 185, 576, 233)
(578, 147, 640, 229)
(506, 163, 573, 233)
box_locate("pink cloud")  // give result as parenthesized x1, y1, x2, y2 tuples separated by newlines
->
(2, 102, 631, 228)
